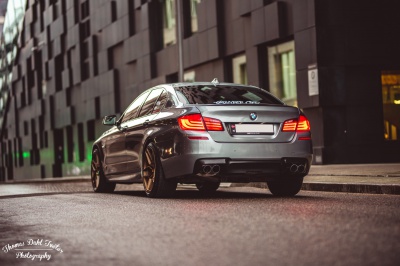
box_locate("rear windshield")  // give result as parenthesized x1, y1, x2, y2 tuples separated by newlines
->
(174, 85, 283, 105)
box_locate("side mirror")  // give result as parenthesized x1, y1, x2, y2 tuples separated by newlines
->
(102, 115, 117, 126)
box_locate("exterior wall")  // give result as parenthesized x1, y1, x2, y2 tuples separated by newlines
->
(0, 0, 399, 181)
(311, 0, 400, 163)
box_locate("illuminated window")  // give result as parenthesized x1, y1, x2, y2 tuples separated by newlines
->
(381, 71, 400, 141)
(233, 54, 247, 85)
(163, 0, 176, 47)
(184, 70, 195, 82)
(268, 41, 297, 106)
(190, 0, 201, 33)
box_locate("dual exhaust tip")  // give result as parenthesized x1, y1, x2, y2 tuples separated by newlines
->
(199, 161, 306, 175)
(202, 165, 221, 175)
(289, 164, 306, 173)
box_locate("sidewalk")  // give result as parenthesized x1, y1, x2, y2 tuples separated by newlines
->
(1, 163, 400, 195)
(302, 163, 400, 195)
(233, 163, 400, 195)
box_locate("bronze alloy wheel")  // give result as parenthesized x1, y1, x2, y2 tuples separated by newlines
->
(91, 151, 101, 189)
(142, 145, 156, 194)
(91, 149, 116, 193)
(142, 143, 177, 198)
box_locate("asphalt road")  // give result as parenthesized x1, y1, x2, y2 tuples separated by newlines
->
(0, 183, 399, 266)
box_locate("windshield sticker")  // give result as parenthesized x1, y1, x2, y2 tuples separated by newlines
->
(214, 101, 260, 104)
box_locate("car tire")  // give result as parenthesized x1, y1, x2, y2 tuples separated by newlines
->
(142, 143, 177, 198)
(196, 182, 220, 193)
(91, 149, 116, 193)
(267, 178, 303, 197)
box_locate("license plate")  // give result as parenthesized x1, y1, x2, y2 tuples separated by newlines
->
(231, 124, 274, 135)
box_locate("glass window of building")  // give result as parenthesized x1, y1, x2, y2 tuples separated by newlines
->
(232, 54, 247, 85)
(184, 70, 195, 82)
(190, 0, 201, 33)
(268, 41, 297, 106)
(381, 71, 400, 141)
(163, 0, 176, 47)
(0, 0, 27, 135)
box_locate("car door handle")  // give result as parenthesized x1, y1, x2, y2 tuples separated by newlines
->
(143, 120, 150, 126)
(121, 126, 128, 132)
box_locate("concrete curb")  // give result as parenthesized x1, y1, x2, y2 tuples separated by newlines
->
(2, 176, 91, 184)
(2, 176, 400, 195)
(308, 174, 400, 178)
(302, 182, 400, 195)
(230, 182, 400, 195)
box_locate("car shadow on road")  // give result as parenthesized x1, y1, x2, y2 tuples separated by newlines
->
(113, 188, 324, 201)
(0, 191, 93, 199)
(0, 188, 327, 201)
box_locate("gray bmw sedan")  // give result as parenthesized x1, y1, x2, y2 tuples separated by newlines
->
(91, 80, 312, 198)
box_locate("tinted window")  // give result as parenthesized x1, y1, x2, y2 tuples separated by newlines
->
(138, 88, 163, 117)
(152, 90, 168, 114)
(121, 91, 150, 123)
(174, 85, 283, 105)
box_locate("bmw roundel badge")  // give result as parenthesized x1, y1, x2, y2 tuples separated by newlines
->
(250, 112, 257, 121)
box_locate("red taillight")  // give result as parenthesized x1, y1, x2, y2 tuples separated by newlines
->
(203, 117, 224, 131)
(282, 119, 298, 132)
(297, 115, 311, 132)
(282, 115, 311, 132)
(178, 114, 224, 131)
(178, 114, 206, 131)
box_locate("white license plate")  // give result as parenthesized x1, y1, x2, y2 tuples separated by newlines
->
(234, 124, 274, 134)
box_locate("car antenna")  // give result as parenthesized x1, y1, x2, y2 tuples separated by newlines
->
(211, 78, 219, 87)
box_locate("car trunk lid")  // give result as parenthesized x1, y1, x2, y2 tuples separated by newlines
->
(195, 105, 300, 143)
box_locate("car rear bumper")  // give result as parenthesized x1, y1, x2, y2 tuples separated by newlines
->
(157, 135, 313, 183)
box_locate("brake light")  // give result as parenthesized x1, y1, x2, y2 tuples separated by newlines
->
(297, 115, 311, 132)
(178, 114, 224, 131)
(178, 114, 206, 131)
(282, 115, 311, 132)
(282, 120, 297, 132)
(203, 117, 224, 131)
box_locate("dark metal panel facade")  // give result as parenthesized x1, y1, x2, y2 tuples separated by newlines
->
(1, 0, 399, 181)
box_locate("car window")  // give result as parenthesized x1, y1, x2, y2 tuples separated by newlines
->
(152, 90, 168, 114)
(138, 88, 163, 118)
(121, 91, 150, 123)
(176, 91, 190, 104)
(174, 85, 283, 105)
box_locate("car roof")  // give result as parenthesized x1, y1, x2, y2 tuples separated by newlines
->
(169, 81, 259, 89)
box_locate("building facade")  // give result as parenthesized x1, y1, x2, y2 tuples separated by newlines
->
(1, 0, 399, 181)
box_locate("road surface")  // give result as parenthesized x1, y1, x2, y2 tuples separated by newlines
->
(0, 182, 399, 265)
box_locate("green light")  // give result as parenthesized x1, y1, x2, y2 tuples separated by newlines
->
(87, 153, 92, 161)
(22, 151, 30, 158)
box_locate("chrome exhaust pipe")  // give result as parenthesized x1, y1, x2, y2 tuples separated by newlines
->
(202, 165, 220, 175)
(289, 164, 306, 173)
(290, 164, 298, 173)
(212, 165, 220, 174)
(203, 165, 212, 174)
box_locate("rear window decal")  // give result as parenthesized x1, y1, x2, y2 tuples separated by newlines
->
(214, 101, 260, 104)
